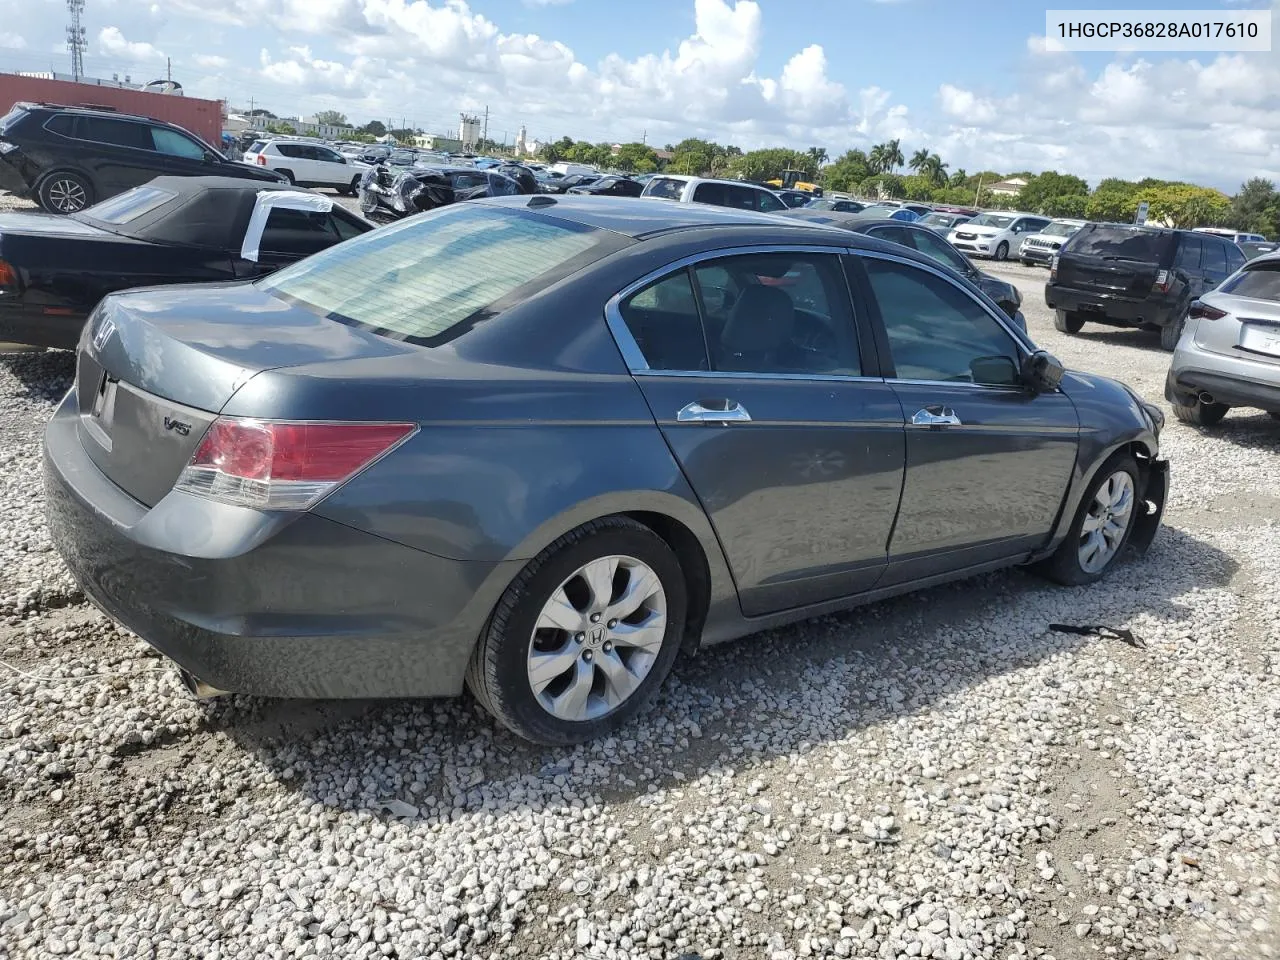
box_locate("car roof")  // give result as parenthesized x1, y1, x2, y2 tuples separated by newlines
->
(649, 174, 772, 188)
(17, 101, 182, 128)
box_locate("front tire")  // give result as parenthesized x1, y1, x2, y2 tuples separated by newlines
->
(1020, 258, 1034, 267)
(994, 241, 1009, 261)
(465, 517, 688, 745)
(344, 175, 361, 196)
(1054, 310, 1085, 334)
(1035, 454, 1141, 586)
(38, 171, 92, 213)
(277, 169, 296, 185)
(1172, 398, 1229, 426)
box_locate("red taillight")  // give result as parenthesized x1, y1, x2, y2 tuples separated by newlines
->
(0, 259, 17, 287)
(255, 154, 267, 165)
(1050, 255, 1059, 281)
(1188, 301, 1227, 321)
(1152, 269, 1171, 294)
(174, 418, 416, 510)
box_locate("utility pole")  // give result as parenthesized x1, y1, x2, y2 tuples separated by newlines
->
(642, 129, 646, 145)
(167, 57, 172, 83)
(482, 105, 489, 146)
(974, 174, 984, 207)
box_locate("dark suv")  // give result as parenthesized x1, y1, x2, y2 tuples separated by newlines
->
(1045, 222, 1246, 350)
(0, 102, 284, 213)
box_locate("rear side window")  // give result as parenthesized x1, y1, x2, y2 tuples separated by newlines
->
(756, 191, 786, 213)
(644, 178, 685, 200)
(723, 186, 757, 211)
(1175, 235, 1203, 274)
(692, 182, 727, 206)
(1067, 224, 1173, 263)
(77, 117, 152, 150)
(1226, 243, 1246, 273)
(1221, 261, 1280, 300)
(260, 205, 614, 345)
(43, 114, 76, 137)
(618, 272, 709, 371)
(1202, 238, 1229, 281)
(275, 144, 305, 158)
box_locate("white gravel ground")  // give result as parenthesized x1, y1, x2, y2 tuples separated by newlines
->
(1, 238, 1279, 960)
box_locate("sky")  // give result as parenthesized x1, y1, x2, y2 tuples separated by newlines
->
(0, 0, 1278, 191)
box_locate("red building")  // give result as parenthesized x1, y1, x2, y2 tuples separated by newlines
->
(0, 73, 223, 145)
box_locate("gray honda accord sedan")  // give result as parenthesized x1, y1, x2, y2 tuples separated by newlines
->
(44, 196, 1169, 744)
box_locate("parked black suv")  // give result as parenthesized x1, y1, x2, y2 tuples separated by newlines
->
(0, 103, 284, 213)
(1045, 222, 1246, 350)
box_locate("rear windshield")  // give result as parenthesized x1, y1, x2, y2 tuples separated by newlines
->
(644, 178, 685, 200)
(0, 106, 27, 133)
(1220, 261, 1280, 300)
(259, 204, 616, 345)
(1066, 224, 1173, 263)
(1042, 221, 1080, 238)
(246, 140, 267, 154)
(78, 185, 177, 225)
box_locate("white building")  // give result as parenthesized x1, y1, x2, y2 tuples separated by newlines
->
(989, 177, 1029, 197)
(459, 114, 482, 149)
(290, 116, 356, 139)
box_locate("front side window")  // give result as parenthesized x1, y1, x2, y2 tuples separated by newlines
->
(1202, 238, 1229, 280)
(150, 127, 206, 159)
(643, 178, 685, 200)
(261, 205, 613, 345)
(756, 190, 786, 213)
(1175, 236, 1204, 274)
(862, 257, 1020, 385)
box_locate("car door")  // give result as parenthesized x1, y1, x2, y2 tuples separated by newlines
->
(1173, 234, 1205, 300)
(754, 189, 787, 214)
(146, 125, 219, 178)
(311, 145, 350, 187)
(71, 115, 157, 196)
(611, 247, 906, 616)
(1200, 236, 1232, 294)
(849, 250, 1078, 584)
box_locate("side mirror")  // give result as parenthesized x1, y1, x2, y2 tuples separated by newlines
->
(970, 355, 1019, 386)
(1021, 349, 1065, 392)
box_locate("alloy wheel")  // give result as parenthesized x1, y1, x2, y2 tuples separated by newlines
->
(526, 555, 666, 722)
(1078, 470, 1135, 573)
(47, 178, 87, 212)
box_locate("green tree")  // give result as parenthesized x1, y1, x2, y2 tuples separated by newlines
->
(921, 153, 948, 187)
(358, 120, 387, 137)
(860, 173, 905, 199)
(265, 121, 296, 136)
(949, 168, 967, 187)
(823, 149, 872, 193)
(1229, 177, 1280, 236)
(908, 148, 930, 174)
(669, 137, 719, 175)
(901, 174, 935, 200)
(731, 148, 807, 183)
(539, 141, 564, 164)
(315, 110, 347, 126)
(614, 142, 658, 173)
(805, 146, 828, 176)
(1085, 178, 1140, 222)
(882, 138, 904, 173)
(1135, 183, 1230, 228)
(1018, 171, 1090, 216)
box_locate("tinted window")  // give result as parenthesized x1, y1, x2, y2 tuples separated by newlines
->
(1225, 243, 1246, 273)
(261, 208, 345, 254)
(329, 213, 367, 242)
(150, 127, 206, 159)
(723, 187, 758, 211)
(693, 253, 860, 376)
(1221, 261, 1280, 300)
(1175, 235, 1203, 274)
(862, 257, 1019, 384)
(867, 225, 915, 248)
(275, 143, 305, 158)
(756, 190, 786, 213)
(1202, 238, 1229, 280)
(261, 206, 614, 345)
(44, 114, 76, 137)
(967, 214, 1015, 229)
(314, 147, 344, 163)
(246, 140, 267, 155)
(644, 178, 685, 200)
(905, 228, 972, 275)
(618, 271, 708, 371)
(77, 117, 151, 150)
(1067, 224, 1173, 263)
(692, 182, 728, 206)
(80, 185, 176, 224)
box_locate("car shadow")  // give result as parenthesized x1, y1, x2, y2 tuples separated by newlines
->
(206, 523, 1236, 820)
(1206, 408, 1280, 448)
(1068, 326, 1168, 355)
(0, 350, 75, 404)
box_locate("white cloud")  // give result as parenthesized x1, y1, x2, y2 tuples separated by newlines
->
(97, 26, 166, 62)
(0, 32, 25, 49)
(937, 83, 997, 125)
(193, 53, 229, 69)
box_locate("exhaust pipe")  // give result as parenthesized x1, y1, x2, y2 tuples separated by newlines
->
(178, 668, 229, 700)
(1198, 391, 1216, 405)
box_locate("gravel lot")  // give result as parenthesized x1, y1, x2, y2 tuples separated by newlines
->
(2, 206, 1280, 960)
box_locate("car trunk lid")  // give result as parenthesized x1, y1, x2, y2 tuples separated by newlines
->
(1196, 275, 1280, 366)
(76, 282, 416, 506)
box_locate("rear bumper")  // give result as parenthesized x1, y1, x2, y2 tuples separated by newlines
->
(0, 157, 33, 197)
(1044, 284, 1172, 328)
(0, 303, 86, 350)
(43, 388, 518, 698)
(1166, 363, 1280, 412)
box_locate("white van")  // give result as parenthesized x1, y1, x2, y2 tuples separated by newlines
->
(550, 162, 598, 178)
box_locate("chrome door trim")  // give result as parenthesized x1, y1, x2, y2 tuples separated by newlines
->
(603, 243, 857, 374)
(676, 400, 752, 423)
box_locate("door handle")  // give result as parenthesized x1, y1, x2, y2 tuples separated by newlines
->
(911, 406, 962, 427)
(677, 399, 752, 423)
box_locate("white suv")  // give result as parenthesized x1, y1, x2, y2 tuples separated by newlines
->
(949, 212, 1051, 261)
(1019, 218, 1086, 267)
(641, 175, 788, 214)
(242, 139, 370, 194)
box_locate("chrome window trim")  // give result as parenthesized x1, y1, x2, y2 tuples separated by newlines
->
(603, 243, 860, 375)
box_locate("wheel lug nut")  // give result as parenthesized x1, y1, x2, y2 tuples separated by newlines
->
(607, 619, 618, 628)
(603, 641, 612, 653)
(582, 650, 592, 661)
(574, 632, 585, 643)
(590, 613, 602, 623)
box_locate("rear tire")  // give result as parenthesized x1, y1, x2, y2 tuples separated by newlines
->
(1172, 398, 1229, 426)
(344, 175, 361, 196)
(277, 169, 296, 185)
(1034, 453, 1141, 586)
(465, 517, 688, 745)
(1159, 314, 1185, 352)
(37, 171, 92, 214)
(1054, 310, 1085, 334)
(1020, 259, 1034, 267)
(994, 241, 1009, 261)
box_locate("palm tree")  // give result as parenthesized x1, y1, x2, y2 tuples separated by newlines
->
(806, 146, 828, 176)
(884, 138, 904, 173)
(922, 153, 949, 186)
(950, 168, 967, 187)
(868, 143, 887, 175)
(909, 148, 930, 174)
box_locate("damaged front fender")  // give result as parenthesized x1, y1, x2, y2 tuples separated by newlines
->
(1129, 456, 1170, 555)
